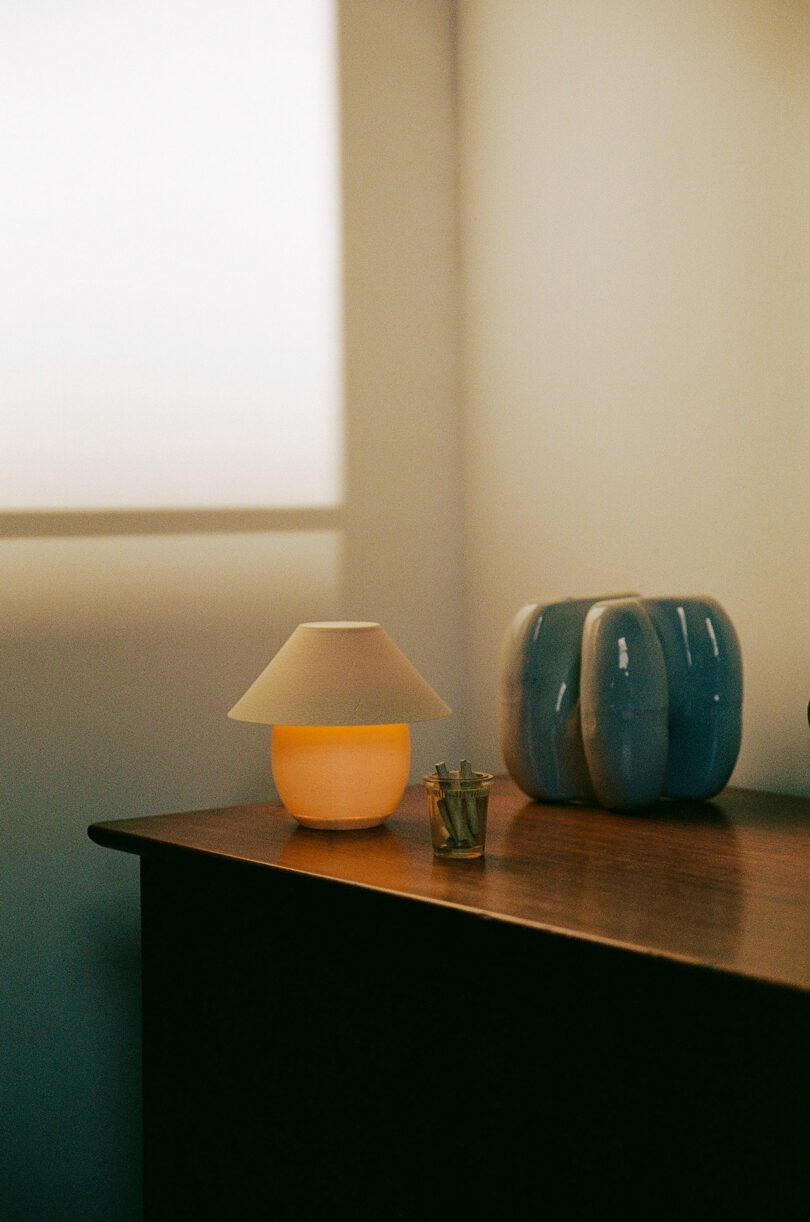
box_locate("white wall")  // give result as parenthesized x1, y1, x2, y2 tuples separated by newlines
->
(458, 0, 810, 795)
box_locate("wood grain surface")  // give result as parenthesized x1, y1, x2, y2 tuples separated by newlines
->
(90, 778, 810, 991)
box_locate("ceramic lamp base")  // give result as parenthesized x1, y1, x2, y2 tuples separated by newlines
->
(271, 723, 411, 829)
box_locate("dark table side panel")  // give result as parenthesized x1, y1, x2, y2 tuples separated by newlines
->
(140, 853, 809, 1222)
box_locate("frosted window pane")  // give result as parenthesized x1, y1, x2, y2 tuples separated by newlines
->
(0, 0, 341, 510)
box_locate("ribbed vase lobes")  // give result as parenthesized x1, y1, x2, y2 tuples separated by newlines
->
(580, 599, 669, 810)
(499, 595, 742, 811)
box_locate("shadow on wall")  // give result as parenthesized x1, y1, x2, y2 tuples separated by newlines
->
(1, 523, 342, 1221)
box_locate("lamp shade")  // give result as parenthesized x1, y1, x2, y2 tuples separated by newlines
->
(227, 621, 452, 726)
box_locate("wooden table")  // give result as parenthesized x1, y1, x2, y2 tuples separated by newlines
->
(90, 780, 810, 1220)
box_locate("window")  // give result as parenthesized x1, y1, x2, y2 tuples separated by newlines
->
(0, 0, 341, 511)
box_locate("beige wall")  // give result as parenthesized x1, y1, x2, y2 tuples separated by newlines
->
(2, 3, 463, 1217)
(339, 0, 467, 770)
(458, 0, 810, 795)
(2, 526, 345, 1220)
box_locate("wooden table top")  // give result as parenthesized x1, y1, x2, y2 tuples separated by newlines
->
(89, 778, 810, 993)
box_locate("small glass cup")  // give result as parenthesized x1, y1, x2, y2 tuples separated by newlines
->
(422, 770, 494, 859)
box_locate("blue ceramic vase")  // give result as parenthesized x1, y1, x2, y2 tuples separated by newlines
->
(499, 595, 743, 811)
(580, 598, 669, 810)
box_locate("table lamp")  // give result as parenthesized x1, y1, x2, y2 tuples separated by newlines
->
(228, 621, 452, 829)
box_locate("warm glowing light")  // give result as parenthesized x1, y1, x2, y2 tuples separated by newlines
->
(271, 724, 410, 829)
(230, 622, 451, 830)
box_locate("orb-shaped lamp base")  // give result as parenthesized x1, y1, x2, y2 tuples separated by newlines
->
(271, 723, 411, 829)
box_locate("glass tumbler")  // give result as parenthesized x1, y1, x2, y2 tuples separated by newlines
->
(422, 770, 494, 859)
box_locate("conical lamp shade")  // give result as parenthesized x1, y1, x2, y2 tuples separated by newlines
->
(228, 621, 452, 726)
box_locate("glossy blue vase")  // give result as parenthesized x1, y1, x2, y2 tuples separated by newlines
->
(644, 596, 743, 801)
(499, 594, 743, 811)
(499, 595, 633, 803)
(580, 598, 669, 810)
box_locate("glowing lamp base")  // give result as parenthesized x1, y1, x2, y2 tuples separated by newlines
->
(271, 723, 411, 829)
